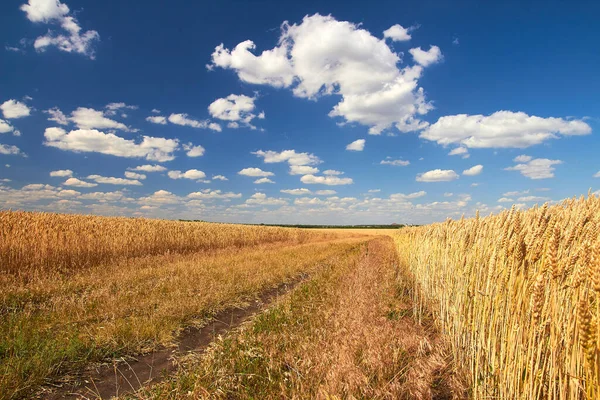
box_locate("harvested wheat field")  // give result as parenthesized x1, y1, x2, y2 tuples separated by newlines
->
(2, 196, 600, 399)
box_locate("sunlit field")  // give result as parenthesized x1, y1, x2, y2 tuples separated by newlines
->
(1, 198, 599, 399)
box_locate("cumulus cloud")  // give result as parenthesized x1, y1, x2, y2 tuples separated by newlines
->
(21, 0, 100, 58)
(421, 111, 591, 149)
(45, 107, 69, 125)
(409, 45, 443, 67)
(104, 102, 138, 116)
(462, 165, 483, 176)
(187, 189, 241, 200)
(146, 115, 167, 125)
(238, 167, 274, 177)
(380, 158, 409, 166)
(86, 174, 142, 186)
(212, 175, 228, 181)
(390, 191, 426, 200)
(70, 107, 133, 131)
(44, 127, 179, 162)
(1, 100, 31, 119)
(0, 120, 14, 134)
(0, 144, 24, 156)
(448, 147, 470, 158)
(183, 143, 205, 157)
(316, 190, 337, 195)
(129, 164, 167, 172)
(416, 169, 459, 182)
(289, 165, 319, 175)
(498, 197, 514, 203)
(383, 24, 411, 41)
(252, 149, 321, 166)
(514, 155, 532, 163)
(346, 139, 365, 151)
(208, 94, 262, 129)
(124, 171, 146, 180)
(300, 174, 353, 185)
(505, 157, 562, 179)
(210, 14, 437, 135)
(323, 170, 343, 176)
(281, 188, 312, 195)
(518, 195, 550, 202)
(168, 169, 207, 180)
(168, 113, 222, 131)
(49, 169, 72, 177)
(245, 192, 287, 206)
(138, 190, 181, 206)
(254, 177, 274, 184)
(594, 171, 600, 178)
(63, 177, 96, 187)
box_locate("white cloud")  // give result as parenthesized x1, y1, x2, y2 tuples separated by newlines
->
(383, 24, 411, 41)
(281, 188, 312, 195)
(104, 102, 138, 115)
(63, 177, 96, 187)
(443, 192, 453, 197)
(505, 158, 563, 179)
(1, 100, 31, 119)
(300, 174, 353, 185)
(168, 169, 207, 180)
(168, 113, 222, 131)
(50, 169, 72, 177)
(323, 170, 344, 175)
(0, 120, 14, 134)
(462, 165, 483, 176)
(139, 190, 181, 206)
(212, 175, 228, 181)
(146, 115, 167, 125)
(368, 189, 381, 193)
(238, 167, 274, 177)
(498, 197, 514, 203)
(0, 144, 24, 156)
(70, 108, 133, 131)
(316, 189, 336, 195)
(151, 109, 161, 113)
(514, 155, 533, 163)
(448, 147, 469, 158)
(421, 111, 591, 149)
(245, 192, 287, 206)
(22, 0, 100, 58)
(390, 191, 426, 200)
(254, 177, 274, 184)
(86, 174, 142, 186)
(594, 171, 600, 178)
(518, 195, 550, 202)
(187, 189, 241, 200)
(409, 45, 443, 67)
(416, 169, 459, 182)
(289, 165, 319, 175)
(129, 164, 167, 172)
(45, 107, 69, 125)
(124, 171, 146, 180)
(346, 139, 365, 151)
(380, 158, 409, 166)
(21, 0, 69, 22)
(210, 14, 436, 135)
(44, 127, 179, 162)
(252, 149, 321, 166)
(208, 94, 261, 128)
(182, 143, 205, 157)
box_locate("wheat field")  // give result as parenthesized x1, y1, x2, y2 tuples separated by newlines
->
(394, 194, 600, 399)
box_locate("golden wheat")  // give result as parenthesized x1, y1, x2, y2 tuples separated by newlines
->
(394, 194, 600, 399)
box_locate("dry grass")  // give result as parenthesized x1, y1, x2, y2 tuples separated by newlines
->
(0, 211, 365, 399)
(137, 237, 466, 399)
(0, 211, 338, 276)
(394, 194, 600, 399)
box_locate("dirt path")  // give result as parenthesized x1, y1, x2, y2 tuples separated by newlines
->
(130, 237, 466, 399)
(41, 273, 312, 400)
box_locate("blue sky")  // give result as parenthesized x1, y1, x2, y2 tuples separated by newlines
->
(0, 0, 599, 224)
